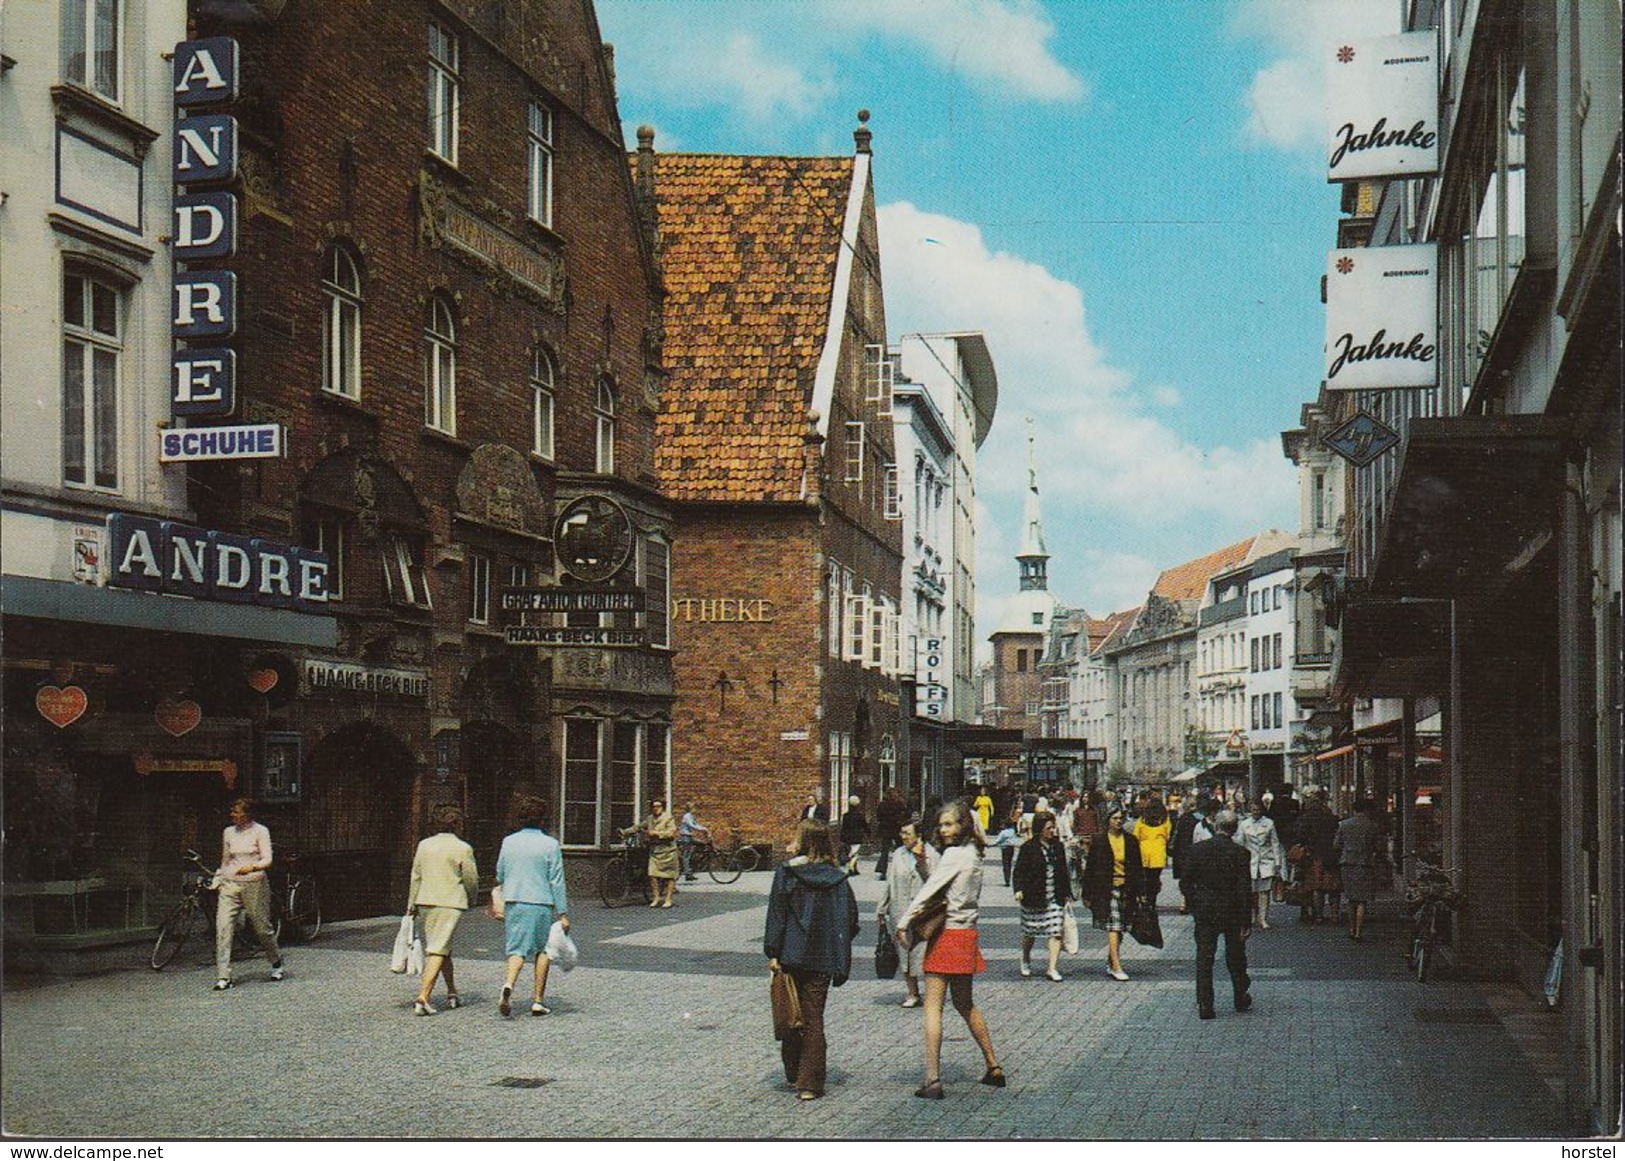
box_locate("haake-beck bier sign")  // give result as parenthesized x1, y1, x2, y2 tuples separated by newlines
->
(169, 37, 244, 425)
(1324, 244, 1437, 391)
(1326, 31, 1439, 182)
(106, 513, 330, 611)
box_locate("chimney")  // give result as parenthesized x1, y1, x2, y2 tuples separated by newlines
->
(853, 108, 872, 154)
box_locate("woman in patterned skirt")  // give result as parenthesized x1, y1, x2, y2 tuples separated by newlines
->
(896, 800, 1005, 1100)
(1012, 810, 1071, 981)
(1083, 807, 1142, 981)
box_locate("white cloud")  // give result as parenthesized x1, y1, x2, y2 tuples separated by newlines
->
(818, 0, 1086, 103)
(880, 201, 1297, 616)
(1230, 0, 1403, 151)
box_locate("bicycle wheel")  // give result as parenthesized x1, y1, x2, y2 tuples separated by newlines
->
(732, 845, 761, 874)
(708, 851, 742, 885)
(600, 857, 629, 907)
(1414, 937, 1430, 983)
(151, 900, 200, 970)
(286, 880, 322, 942)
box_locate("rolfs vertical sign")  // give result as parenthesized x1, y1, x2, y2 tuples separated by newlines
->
(170, 39, 242, 420)
(1324, 245, 1438, 391)
(1326, 32, 1439, 182)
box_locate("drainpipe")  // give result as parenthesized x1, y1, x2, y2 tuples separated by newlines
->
(1400, 697, 1417, 883)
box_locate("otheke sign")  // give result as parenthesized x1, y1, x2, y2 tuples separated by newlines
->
(159, 423, 283, 461)
(106, 513, 329, 610)
(505, 626, 645, 647)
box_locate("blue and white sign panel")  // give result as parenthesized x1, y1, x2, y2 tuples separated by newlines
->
(174, 113, 238, 186)
(171, 348, 236, 416)
(173, 271, 236, 339)
(174, 191, 238, 260)
(916, 636, 947, 719)
(1324, 244, 1437, 391)
(159, 423, 284, 462)
(174, 37, 240, 107)
(107, 513, 329, 610)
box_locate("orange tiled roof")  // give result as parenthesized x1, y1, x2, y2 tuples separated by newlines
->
(1151, 537, 1258, 601)
(1093, 609, 1139, 654)
(647, 153, 856, 503)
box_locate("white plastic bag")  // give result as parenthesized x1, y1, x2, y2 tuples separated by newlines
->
(544, 920, 578, 972)
(407, 930, 424, 975)
(390, 913, 415, 974)
(1062, 903, 1080, 955)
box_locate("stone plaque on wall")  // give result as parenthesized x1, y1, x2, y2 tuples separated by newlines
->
(455, 445, 548, 536)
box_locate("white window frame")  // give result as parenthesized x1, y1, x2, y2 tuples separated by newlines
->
(308, 517, 345, 601)
(595, 378, 616, 474)
(322, 247, 362, 399)
(468, 551, 490, 625)
(560, 716, 604, 848)
(428, 18, 460, 164)
(843, 591, 871, 663)
(527, 100, 554, 227)
(826, 559, 843, 659)
(864, 343, 893, 416)
(883, 463, 901, 520)
(531, 348, 556, 459)
(61, 271, 122, 492)
(63, 0, 122, 103)
(383, 533, 433, 609)
(867, 595, 888, 670)
(844, 420, 864, 483)
(828, 731, 852, 819)
(425, 296, 456, 434)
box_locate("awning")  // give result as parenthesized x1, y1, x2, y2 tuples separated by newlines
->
(1171, 767, 1201, 783)
(1314, 744, 1355, 762)
(4, 575, 337, 647)
(1330, 593, 1451, 700)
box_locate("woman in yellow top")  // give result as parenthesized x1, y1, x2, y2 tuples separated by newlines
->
(972, 789, 994, 836)
(1132, 796, 1172, 913)
(1082, 808, 1142, 981)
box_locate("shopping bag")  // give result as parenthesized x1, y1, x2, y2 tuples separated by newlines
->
(1128, 902, 1164, 949)
(1061, 903, 1080, 954)
(770, 969, 803, 1041)
(545, 920, 579, 971)
(487, 885, 505, 920)
(390, 913, 415, 973)
(875, 926, 900, 979)
(406, 930, 424, 975)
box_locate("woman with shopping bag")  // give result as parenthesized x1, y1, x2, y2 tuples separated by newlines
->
(405, 805, 479, 1015)
(494, 794, 569, 1017)
(764, 819, 859, 1102)
(876, 820, 937, 1007)
(1013, 810, 1072, 981)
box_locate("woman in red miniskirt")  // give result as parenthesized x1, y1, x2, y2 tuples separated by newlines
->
(896, 800, 1005, 1099)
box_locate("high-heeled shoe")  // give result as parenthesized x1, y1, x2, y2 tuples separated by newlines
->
(445, 993, 462, 1010)
(914, 1080, 944, 1100)
(499, 985, 512, 1017)
(980, 1066, 1006, 1088)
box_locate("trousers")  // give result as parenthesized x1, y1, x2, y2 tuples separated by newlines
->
(779, 968, 831, 1095)
(216, 877, 281, 979)
(1193, 917, 1250, 1013)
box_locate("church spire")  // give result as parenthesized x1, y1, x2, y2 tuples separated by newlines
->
(1017, 419, 1049, 592)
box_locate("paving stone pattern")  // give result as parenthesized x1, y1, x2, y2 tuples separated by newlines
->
(1, 856, 1571, 1139)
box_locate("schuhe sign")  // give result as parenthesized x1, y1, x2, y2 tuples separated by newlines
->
(1326, 31, 1439, 182)
(1324, 245, 1437, 391)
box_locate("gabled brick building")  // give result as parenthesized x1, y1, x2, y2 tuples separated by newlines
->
(637, 118, 903, 847)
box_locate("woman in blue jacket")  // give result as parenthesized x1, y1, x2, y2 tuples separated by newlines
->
(494, 794, 569, 1017)
(764, 819, 859, 1101)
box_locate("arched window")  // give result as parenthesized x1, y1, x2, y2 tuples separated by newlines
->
(322, 246, 362, 399)
(594, 377, 615, 473)
(424, 296, 456, 434)
(531, 348, 556, 459)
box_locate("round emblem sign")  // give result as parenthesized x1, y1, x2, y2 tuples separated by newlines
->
(554, 494, 634, 583)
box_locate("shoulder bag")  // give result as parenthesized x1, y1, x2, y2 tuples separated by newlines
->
(905, 896, 948, 948)
(770, 968, 803, 1041)
(875, 925, 901, 979)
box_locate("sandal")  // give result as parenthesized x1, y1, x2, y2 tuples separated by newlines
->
(413, 1000, 436, 1016)
(445, 994, 462, 1010)
(797, 1091, 820, 1101)
(980, 1066, 1006, 1088)
(499, 985, 512, 1017)
(901, 995, 922, 1008)
(914, 1080, 944, 1100)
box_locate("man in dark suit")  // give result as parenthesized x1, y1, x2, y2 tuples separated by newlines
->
(1180, 809, 1253, 1019)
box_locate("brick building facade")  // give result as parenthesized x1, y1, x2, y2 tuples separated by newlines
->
(640, 121, 903, 849)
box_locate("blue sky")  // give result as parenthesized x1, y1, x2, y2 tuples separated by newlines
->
(595, 0, 1400, 629)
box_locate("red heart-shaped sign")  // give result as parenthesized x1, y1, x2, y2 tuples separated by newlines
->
(37, 685, 88, 728)
(246, 669, 279, 694)
(155, 698, 202, 738)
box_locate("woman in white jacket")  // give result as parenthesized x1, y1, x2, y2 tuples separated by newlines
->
(1236, 799, 1285, 930)
(877, 820, 937, 1007)
(895, 800, 1005, 1099)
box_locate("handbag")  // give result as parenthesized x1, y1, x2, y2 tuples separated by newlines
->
(1128, 902, 1164, 949)
(1061, 902, 1080, 955)
(545, 920, 578, 971)
(770, 968, 803, 1041)
(875, 925, 900, 979)
(389, 913, 415, 973)
(905, 897, 948, 949)
(487, 885, 505, 920)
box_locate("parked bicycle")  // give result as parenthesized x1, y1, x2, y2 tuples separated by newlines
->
(685, 835, 761, 884)
(1404, 855, 1462, 983)
(599, 826, 654, 907)
(149, 849, 216, 970)
(272, 851, 322, 944)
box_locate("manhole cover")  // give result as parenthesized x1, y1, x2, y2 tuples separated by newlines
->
(492, 1076, 554, 1088)
(694, 1023, 719, 1030)
(1413, 1008, 1497, 1024)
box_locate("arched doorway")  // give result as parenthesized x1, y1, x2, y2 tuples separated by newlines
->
(300, 722, 415, 919)
(457, 720, 530, 873)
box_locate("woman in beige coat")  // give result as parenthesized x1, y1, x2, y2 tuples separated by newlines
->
(407, 805, 480, 1015)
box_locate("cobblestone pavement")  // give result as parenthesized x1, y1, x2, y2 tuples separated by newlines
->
(1, 856, 1574, 1139)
